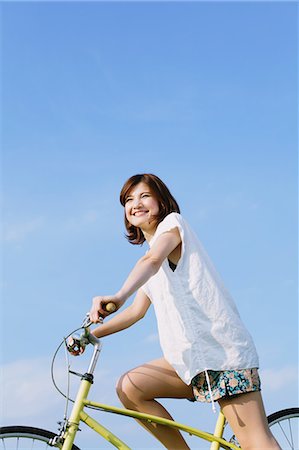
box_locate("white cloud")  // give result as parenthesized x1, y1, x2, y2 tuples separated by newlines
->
(2, 207, 108, 245)
(1, 356, 63, 421)
(63, 209, 101, 232)
(143, 333, 159, 344)
(0, 355, 112, 423)
(260, 365, 298, 393)
(3, 217, 44, 243)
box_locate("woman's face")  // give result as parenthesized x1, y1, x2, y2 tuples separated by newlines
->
(124, 182, 160, 233)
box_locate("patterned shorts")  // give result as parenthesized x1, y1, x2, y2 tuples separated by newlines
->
(190, 368, 261, 403)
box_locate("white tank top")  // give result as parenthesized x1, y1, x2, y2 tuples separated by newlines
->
(141, 213, 259, 385)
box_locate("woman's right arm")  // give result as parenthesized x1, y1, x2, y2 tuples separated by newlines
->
(92, 288, 151, 338)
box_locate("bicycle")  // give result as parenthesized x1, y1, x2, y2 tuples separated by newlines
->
(1, 306, 298, 449)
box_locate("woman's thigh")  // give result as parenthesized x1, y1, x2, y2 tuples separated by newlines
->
(219, 391, 276, 449)
(116, 357, 194, 401)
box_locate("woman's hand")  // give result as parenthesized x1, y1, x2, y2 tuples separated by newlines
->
(89, 295, 124, 323)
(66, 336, 86, 356)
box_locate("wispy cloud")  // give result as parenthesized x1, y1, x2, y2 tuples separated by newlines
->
(3, 217, 44, 243)
(260, 365, 298, 393)
(63, 209, 101, 232)
(143, 333, 159, 344)
(1, 356, 62, 421)
(1, 356, 111, 422)
(2, 205, 111, 245)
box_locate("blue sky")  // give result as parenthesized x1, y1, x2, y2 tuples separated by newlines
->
(1, 1, 298, 449)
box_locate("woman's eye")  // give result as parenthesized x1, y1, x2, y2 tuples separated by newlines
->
(125, 198, 133, 203)
(141, 194, 150, 198)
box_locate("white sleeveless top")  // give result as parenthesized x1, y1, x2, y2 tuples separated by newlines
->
(141, 213, 259, 385)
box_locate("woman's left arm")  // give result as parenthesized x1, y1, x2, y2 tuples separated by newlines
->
(90, 228, 181, 322)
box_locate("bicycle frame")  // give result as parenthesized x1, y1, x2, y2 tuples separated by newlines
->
(60, 338, 240, 450)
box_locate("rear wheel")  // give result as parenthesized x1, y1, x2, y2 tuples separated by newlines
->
(267, 408, 299, 450)
(0, 426, 81, 449)
(229, 407, 299, 449)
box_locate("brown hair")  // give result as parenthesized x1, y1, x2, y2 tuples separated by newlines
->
(120, 173, 180, 245)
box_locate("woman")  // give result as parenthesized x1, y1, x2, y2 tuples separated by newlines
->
(89, 173, 280, 450)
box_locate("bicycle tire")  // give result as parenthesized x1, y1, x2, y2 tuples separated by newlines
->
(267, 407, 299, 425)
(0, 425, 81, 450)
(229, 407, 299, 449)
(267, 407, 299, 449)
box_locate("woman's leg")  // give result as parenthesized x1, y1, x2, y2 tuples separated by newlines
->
(116, 357, 194, 449)
(219, 391, 281, 450)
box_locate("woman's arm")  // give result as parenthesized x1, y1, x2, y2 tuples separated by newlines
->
(89, 227, 181, 322)
(92, 289, 151, 338)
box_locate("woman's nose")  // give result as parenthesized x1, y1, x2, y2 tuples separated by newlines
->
(132, 197, 142, 208)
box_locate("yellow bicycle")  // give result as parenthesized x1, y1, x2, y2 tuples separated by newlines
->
(1, 311, 298, 449)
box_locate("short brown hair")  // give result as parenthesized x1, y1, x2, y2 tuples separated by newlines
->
(120, 173, 180, 245)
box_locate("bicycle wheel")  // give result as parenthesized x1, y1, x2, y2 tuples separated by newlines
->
(229, 407, 299, 449)
(267, 408, 299, 450)
(0, 426, 81, 450)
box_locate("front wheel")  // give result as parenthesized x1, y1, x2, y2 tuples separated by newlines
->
(0, 426, 81, 449)
(229, 407, 299, 449)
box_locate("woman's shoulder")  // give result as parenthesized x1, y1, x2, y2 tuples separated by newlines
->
(154, 213, 189, 239)
(157, 212, 184, 229)
(157, 213, 198, 242)
(162, 211, 184, 222)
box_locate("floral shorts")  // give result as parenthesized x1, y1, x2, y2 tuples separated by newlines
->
(190, 368, 261, 403)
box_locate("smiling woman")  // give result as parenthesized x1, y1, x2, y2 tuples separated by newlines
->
(87, 173, 282, 450)
(2, 0, 297, 447)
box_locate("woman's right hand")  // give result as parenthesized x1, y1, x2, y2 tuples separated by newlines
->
(89, 295, 122, 323)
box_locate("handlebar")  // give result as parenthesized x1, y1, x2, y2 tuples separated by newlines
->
(66, 302, 117, 355)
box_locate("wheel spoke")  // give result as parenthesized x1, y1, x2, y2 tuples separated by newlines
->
(288, 418, 294, 449)
(277, 421, 293, 448)
(269, 410, 299, 450)
(0, 427, 64, 450)
(0, 437, 54, 449)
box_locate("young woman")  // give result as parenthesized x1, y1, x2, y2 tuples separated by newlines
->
(88, 173, 280, 450)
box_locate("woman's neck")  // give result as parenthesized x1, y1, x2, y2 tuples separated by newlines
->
(143, 228, 157, 243)
(141, 222, 158, 243)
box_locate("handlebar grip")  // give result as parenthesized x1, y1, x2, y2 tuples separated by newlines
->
(104, 302, 117, 313)
(82, 302, 117, 328)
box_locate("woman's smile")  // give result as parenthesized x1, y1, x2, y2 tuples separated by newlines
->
(133, 209, 149, 216)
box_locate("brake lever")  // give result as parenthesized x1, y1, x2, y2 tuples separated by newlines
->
(82, 313, 103, 328)
(82, 302, 116, 328)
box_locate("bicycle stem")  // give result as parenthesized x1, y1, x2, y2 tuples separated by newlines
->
(87, 341, 103, 375)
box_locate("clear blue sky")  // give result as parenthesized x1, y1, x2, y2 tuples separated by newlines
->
(1, 1, 298, 449)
